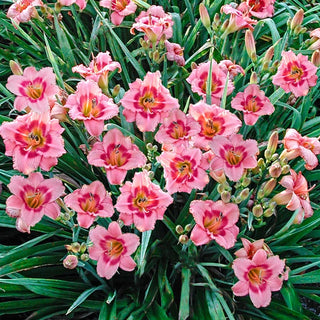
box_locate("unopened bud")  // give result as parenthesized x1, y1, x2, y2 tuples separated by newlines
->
(146, 143, 153, 150)
(214, 13, 220, 26)
(253, 204, 263, 217)
(80, 243, 87, 253)
(263, 178, 277, 197)
(263, 46, 274, 65)
(311, 50, 320, 67)
(250, 72, 258, 84)
(269, 201, 277, 210)
(179, 234, 189, 244)
(257, 188, 265, 200)
(240, 188, 250, 200)
(176, 225, 184, 234)
(210, 171, 226, 184)
(264, 150, 272, 160)
(269, 162, 282, 178)
(152, 145, 158, 152)
(245, 30, 257, 62)
(63, 255, 78, 269)
(112, 84, 121, 97)
(148, 171, 154, 179)
(140, 38, 149, 50)
(282, 164, 290, 174)
(257, 158, 265, 168)
(235, 196, 242, 204)
(271, 153, 279, 161)
(264, 208, 274, 217)
(217, 183, 225, 194)
(80, 253, 89, 262)
(65, 244, 72, 251)
(267, 131, 278, 157)
(71, 242, 80, 253)
(185, 224, 192, 232)
(221, 191, 231, 203)
(221, 19, 229, 33)
(199, 3, 211, 30)
(191, 62, 198, 70)
(152, 50, 160, 62)
(242, 177, 251, 187)
(9, 60, 23, 75)
(291, 9, 304, 31)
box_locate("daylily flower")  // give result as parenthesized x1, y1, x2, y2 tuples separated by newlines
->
(6, 67, 59, 113)
(165, 41, 185, 66)
(63, 255, 78, 269)
(130, 5, 174, 43)
(186, 61, 234, 105)
(209, 134, 259, 182)
(59, 0, 86, 10)
(189, 200, 239, 249)
(235, 238, 273, 259)
(231, 84, 275, 125)
(0, 112, 66, 174)
(121, 71, 179, 132)
(87, 128, 147, 185)
(273, 170, 313, 223)
(64, 180, 114, 228)
(157, 147, 209, 194)
(6, 172, 64, 233)
(66, 80, 118, 136)
(232, 249, 285, 308)
(115, 171, 173, 232)
(7, 0, 43, 25)
(309, 28, 320, 51)
(282, 128, 320, 170)
(218, 60, 245, 80)
(99, 0, 137, 26)
(154, 109, 201, 150)
(272, 50, 318, 97)
(89, 222, 140, 279)
(189, 101, 241, 150)
(238, 0, 275, 19)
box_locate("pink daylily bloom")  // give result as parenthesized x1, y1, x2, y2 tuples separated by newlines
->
(283, 128, 320, 170)
(238, 0, 275, 19)
(99, 0, 137, 26)
(157, 147, 209, 194)
(121, 71, 179, 132)
(59, 0, 86, 10)
(273, 170, 314, 223)
(154, 109, 201, 150)
(66, 80, 118, 136)
(72, 51, 121, 84)
(232, 249, 285, 308)
(89, 222, 140, 279)
(0, 112, 66, 174)
(209, 134, 259, 182)
(231, 84, 275, 125)
(235, 238, 273, 259)
(7, 0, 43, 25)
(272, 50, 318, 97)
(6, 67, 59, 113)
(218, 60, 245, 80)
(64, 181, 114, 228)
(115, 171, 173, 232)
(165, 41, 185, 66)
(186, 61, 234, 105)
(190, 200, 239, 249)
(6, 172, 64, 233)
(87, 128, 147, 185)
(189, 101, 242, 150)
(130, 5, 174, 42)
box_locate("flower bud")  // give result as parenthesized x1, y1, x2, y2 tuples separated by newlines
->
(250, 72, 258, 84)
(263, 178, 277, 197)
(210, 171, 226, 184)
(185, 224, 192, 232)
(148, 171, 154, 179)
(112, 84, 121, 97)
(152, 145, 158, 152)
(269, 162, 282, 178)
(146, 143, 153, 150)
(290, 9, 304, 31)
(263, 46, 274, 66)
(242, 177, 251, 187)
(264, 208, 274, 217)
(257, 158, 265, 169)
(245, 30, 257, 62)
(80, 253, 90, 262)
(257, 188, 265, 200)
(9, 60, 23, 75)
(214, 13, 220, 26)
(311, 50, 320, 67)
(235, 196, 242, 204)
(65, 244, 72, 251)
(176, 225, 184, 234)
(221, 191, 231, 203)
(271, 153, 279, 161)
(240, 188, 250, 200)
(179, 234, 189, 244)
(217, 183, 225, 194)
(152, 50, 160, 62)
(80, 243, 87, 253)
(71, 242, 81, 253)
(191, 62, 198, 70)
(63, 255, 78, 269)
(199, 3, 211, 30)
(267, 131, 278, 157)
(252, 204, 263, 217)
(282, 164, 290, 175)
(221, 19, 229, 33)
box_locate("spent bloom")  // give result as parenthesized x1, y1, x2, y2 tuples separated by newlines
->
(6, 67, 59, 113)
(58, 0, 86, 10)
(130, 5, 174, 43)
(165, 41, 185, 66)
(186, 61, 234, 105)
(87, 128, 147, 185)
(89, 222, 140, 279)
(218, 60, 245, 80)
(309, 28, 320, 51)
(154, 109, 201, 150)
(209, 134, 259, 182)
(157, 147, 209, 194)
(99, 0, 137, 26)
(273, 170, 314, 224)
(282, 128, 320, 170)
(189, 200, 239, 249)
(238, 0, 275, 19)
(121, 71, 179, 132)
(272, 50, 318, 97)
(66, 80, 118, 136)
(189, 101, 241, 150)
(232, 249, 286, 308)
(115, 171, 173, 232)
(0, 112, 65, 174)
(231, 84, 275, 125)
(6, 172, 64, 233)
(63, 255, 78, 269)
(64, 181, 114, 228)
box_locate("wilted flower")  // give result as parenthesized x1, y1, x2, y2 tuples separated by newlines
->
(189, 200, 239, 249)
(218, 60, 245, 80)
(165, 41, 185, 66)
(7, 0, 43, 25)
(6, 172, 64, 233)
(115, 171, 173, 232)
(63, 255, 78, 269)
(309, 28, 320, 51)
(89, 222, 140, 279)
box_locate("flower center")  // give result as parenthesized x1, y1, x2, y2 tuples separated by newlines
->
(105, 240, 123, 258)
(176, 161, 192, 177)
(248, 0, 263, 11)
(170, 121, 187, 139)
(203, 213, 222, 234)
(290, 66, 303, 80)
(140, 93, 155, 112)
(82, 98, 100, 117)
(133, 191, 149, 212)
(25, 190, 44, 209)
(248, 267, 265, 285)
(245, 96, 260, 112)
(112, 0, 128, 10)
(201, 78, 218, 94)
(26, 130, 45, 151)
(81, 193, 98, 213)
(301, 140, 314, 150)
(108, 144, 127, 167)
(225, 148, 243, 166)
(26, 83, 43, 100)
(17, 0, 32, 12)
(203, 118, 221, 137)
